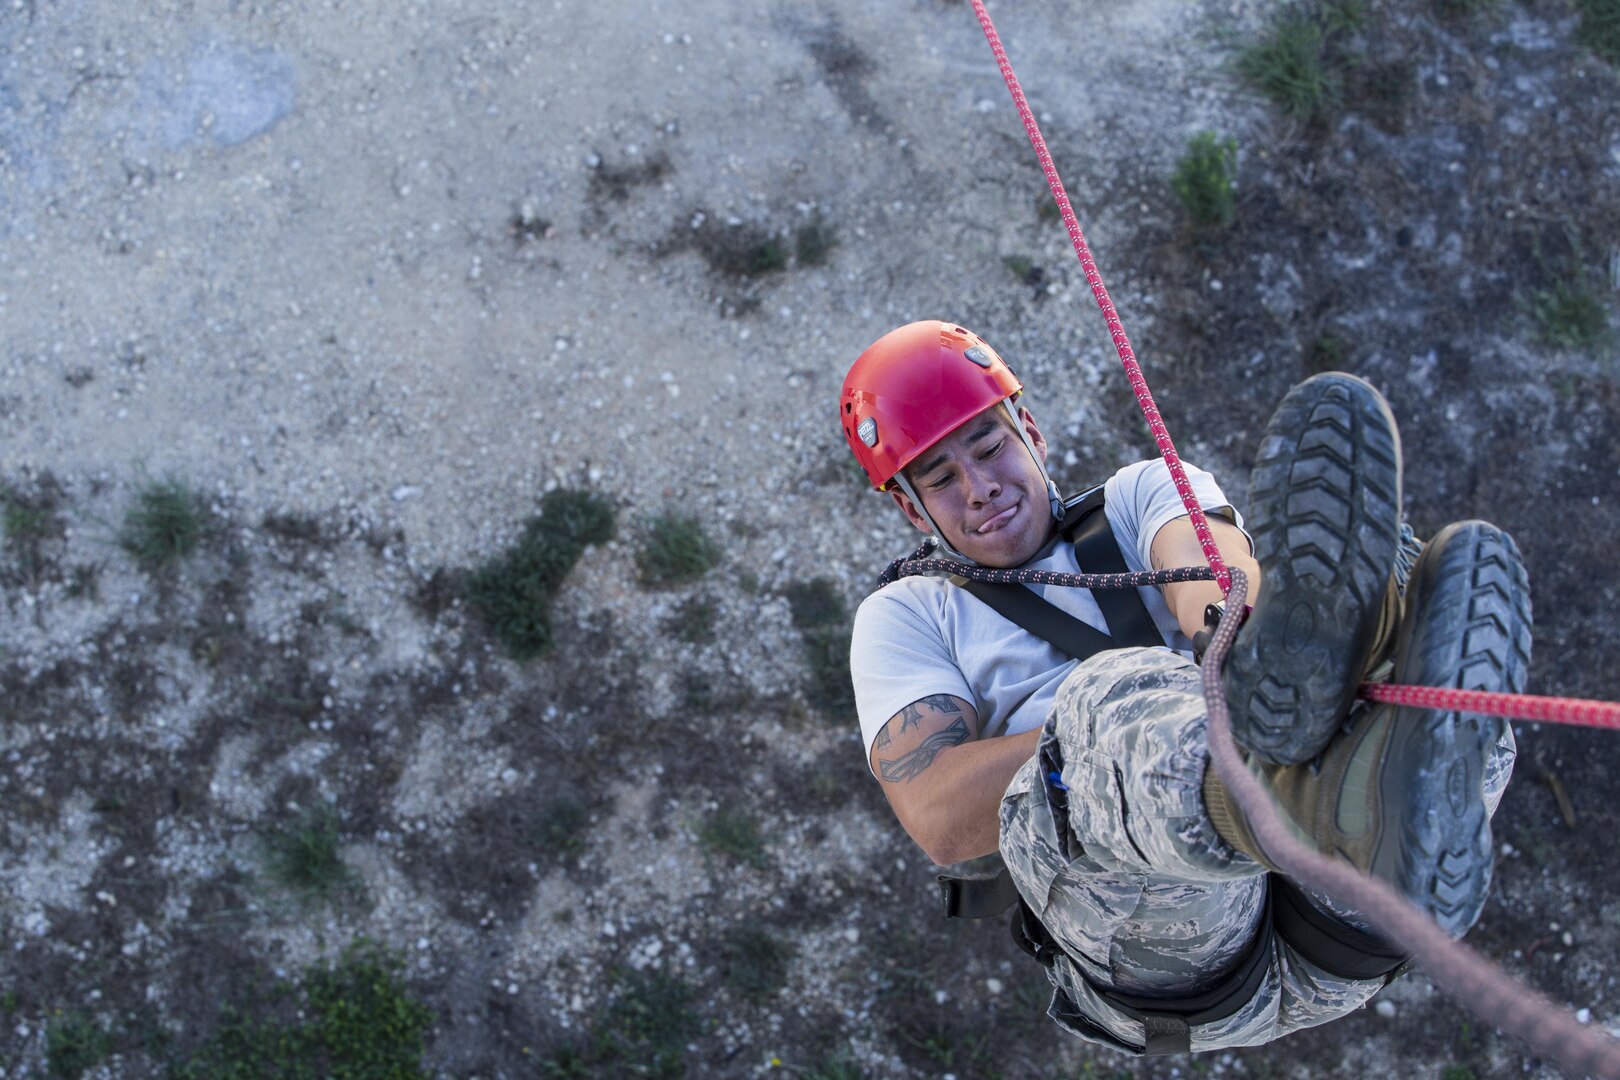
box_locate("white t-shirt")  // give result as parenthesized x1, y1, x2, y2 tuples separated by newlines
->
(849, 459, 1245, 767)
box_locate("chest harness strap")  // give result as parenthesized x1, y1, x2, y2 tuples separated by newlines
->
(937, 485, 1408, 1054)
(951, 486, 1164, 659)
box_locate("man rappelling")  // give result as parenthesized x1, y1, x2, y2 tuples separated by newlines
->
(841, 320, 1531, 1054)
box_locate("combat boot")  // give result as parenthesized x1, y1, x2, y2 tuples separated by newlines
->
(1223, 372, 1403, 765)
(1205, 520, 1533, 935)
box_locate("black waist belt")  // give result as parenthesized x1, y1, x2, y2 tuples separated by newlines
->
(940, 870, 1409, 1056)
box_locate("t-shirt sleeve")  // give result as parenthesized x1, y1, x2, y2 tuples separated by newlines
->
(1103, 459, 1250, 573)
(849, 587, 974, 772)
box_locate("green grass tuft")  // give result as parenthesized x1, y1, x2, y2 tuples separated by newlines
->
(782, 577, 846, 630)
(1002, 254, 1036, 284)
(719, 925, 795, 997)
(798, 1053, 870, 1080)
(782, 577, 854, 716)
(543, 970, 698, 1079)
(635, 510, 720, 588)
(698, 806, 770, 869)
(536, 797, 591, 859)
(46, 1010, 111, 1079)
(120, 477, 206, 572)
(1433, 0, 1499, 19)
(2, 494, 51, 545)
(1306, 333, 1351, 374)
(1577, 0, 1620, 65)
(1172, 132, 1239, 229)
(796, 216, 839, 267)
(1528, 275, 1613, 352)
(594, 971, 698, 1078)
(664, 592, 719, 645)
(1237, 9, 1338, 119)
(170, 942, 432, 1079)
(803, 624, 855, 716)
(463, 488, 616, 660)
(262, 804, 354, 904)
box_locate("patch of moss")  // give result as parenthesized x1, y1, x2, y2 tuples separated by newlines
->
(546, 970, 699, 1079)
(169, 942, 433, 1079)
(1577, 0, 1620, 65)
(463, 488, 616, 660)
(46, 1009, 111, 1079)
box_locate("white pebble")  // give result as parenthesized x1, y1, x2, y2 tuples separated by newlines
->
(1374, 1000, 1397, 1019)
(1577, 1008, 1593, 1024)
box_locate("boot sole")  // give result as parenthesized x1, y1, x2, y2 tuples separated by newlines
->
(1225, 373, 1402, 765)
(1372, 520, 1531, 934)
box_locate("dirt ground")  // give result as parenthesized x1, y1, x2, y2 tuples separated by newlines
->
(2, 0, 1618, 1076)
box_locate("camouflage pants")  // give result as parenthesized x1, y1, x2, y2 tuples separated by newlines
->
(999, 646, 1517, 1055)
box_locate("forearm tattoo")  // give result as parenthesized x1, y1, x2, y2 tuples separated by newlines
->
(879, 719, 970, 783)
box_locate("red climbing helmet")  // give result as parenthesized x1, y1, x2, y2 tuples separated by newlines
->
(840, 321, 1024, 491)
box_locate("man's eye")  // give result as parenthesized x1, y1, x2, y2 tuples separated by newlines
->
(928, 474, 952, 490)
(979, 439, 1005, 460)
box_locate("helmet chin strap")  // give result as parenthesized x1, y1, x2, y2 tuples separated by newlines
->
(1001, 400, 1066, 524)
(892, 472, 964, 560)
(893, 401, 1066, 562)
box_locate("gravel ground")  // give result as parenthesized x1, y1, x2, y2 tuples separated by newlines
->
(2, 0, 1619, 1077)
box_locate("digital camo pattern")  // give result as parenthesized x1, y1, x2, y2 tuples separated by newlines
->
(999, 645, 1516, 1055)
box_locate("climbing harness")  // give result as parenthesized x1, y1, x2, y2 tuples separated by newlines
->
(870, 2, 1620, 1074)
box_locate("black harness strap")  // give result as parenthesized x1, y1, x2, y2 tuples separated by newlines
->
(952, 487, 1164, 661)
(955, 576, 1120, 659)
(1270, 877, 1409, 981)
(1069, 496, 1161, 649)
(937, 870, 1022, 920)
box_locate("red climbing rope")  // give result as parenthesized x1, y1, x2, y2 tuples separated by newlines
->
(967, 0, 1232, 596)
(1362, 682, 1620, 731)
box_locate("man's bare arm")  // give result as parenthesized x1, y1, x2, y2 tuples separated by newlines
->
(1150, 515, 1262, 640)
(869, 694, 1041, 865)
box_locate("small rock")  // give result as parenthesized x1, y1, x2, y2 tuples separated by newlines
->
(1577, 1008, 1593, 1024)
(985, 978, 1004, 995)
(1374, 1000, 1397, 1019)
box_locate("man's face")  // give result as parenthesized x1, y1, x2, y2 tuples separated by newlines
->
(895, 404, 1055, 568)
